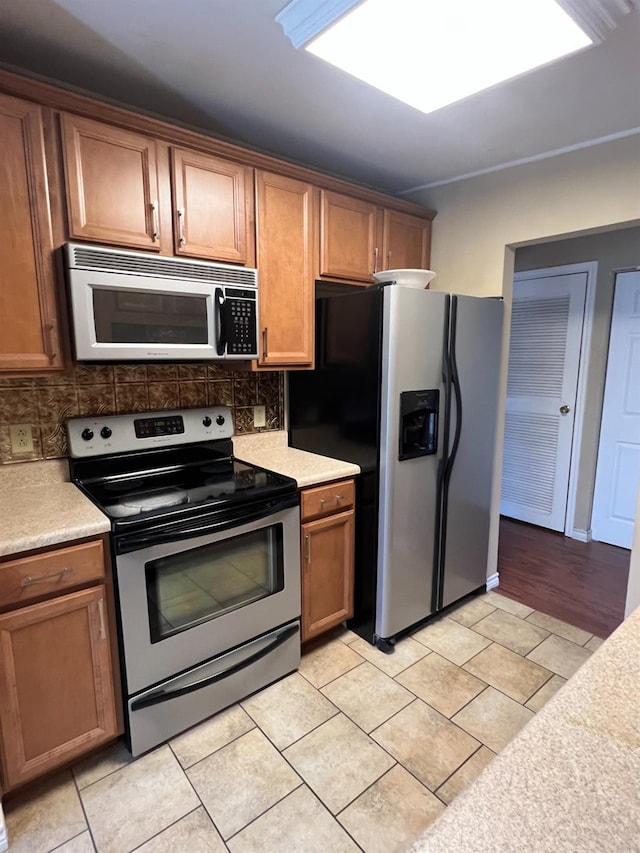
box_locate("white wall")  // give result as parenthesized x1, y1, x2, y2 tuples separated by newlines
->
(408, 134, 640, 619)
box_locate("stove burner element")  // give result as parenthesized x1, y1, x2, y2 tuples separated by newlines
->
(109, 488, 188, 517)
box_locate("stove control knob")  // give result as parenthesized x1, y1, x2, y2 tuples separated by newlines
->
(216, 415, 225, 426)
(202, 416, 212, 427)
(100, 426, 112, 439)
(81, 428, 94, 442)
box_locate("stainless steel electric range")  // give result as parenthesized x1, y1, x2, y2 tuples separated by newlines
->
(67, 407, 301, 756)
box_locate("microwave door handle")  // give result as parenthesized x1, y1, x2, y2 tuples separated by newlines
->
(215, 287, 227, 356)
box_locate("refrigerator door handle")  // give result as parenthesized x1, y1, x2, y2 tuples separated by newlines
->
(447, 296, 464, 476)
(432, 295, 452, 611)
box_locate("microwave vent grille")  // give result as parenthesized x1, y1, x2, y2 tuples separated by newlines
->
(69, 245, 257, 287)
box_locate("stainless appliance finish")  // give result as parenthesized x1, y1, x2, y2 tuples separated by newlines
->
(288, 282, 503, 650)
(68, 407, 300, 755)
(377, 287, 447, 638)
(65, 242, 259, 361)
(116, 503, 301, 695)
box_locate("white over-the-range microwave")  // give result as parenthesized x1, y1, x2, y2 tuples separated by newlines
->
(64, 242, 259, 361)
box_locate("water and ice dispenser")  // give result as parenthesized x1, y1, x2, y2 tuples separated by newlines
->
(399, 390, 439, 460)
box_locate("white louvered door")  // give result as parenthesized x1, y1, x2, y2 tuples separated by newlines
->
(501, 272, 587, 530)
(591, 271, 640, 549)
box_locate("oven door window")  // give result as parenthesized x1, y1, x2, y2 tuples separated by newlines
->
(146, 525, 284, 643)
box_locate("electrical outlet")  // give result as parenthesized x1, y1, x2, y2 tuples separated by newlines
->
(10, 423, 34, 455)
(253, 405, 266, 428)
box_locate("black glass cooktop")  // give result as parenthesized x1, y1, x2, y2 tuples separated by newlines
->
(70, 440, 298, 531)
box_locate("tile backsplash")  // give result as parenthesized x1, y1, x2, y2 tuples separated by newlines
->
(0, 363, 284, 464)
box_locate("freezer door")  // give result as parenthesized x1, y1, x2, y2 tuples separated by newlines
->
(376, 287, 448, 640)
(440, 295, 503, 609)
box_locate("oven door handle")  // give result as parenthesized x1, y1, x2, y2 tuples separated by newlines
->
(116, 494, 299, 553)
(130, 622, 299, 711)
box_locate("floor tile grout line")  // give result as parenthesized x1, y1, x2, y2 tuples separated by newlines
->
(175, 720, 258, 773)
(164, 741, 234, 846)
(222, 780, 306, 844)
(70, 769, 99, 853)
(127, 804, 203, 853)
(171, 734, 279, 847)
(226, 780, 367, 852)
(48, 826, 94, 853)
(432, 740, 487, 800)
(72, 745, 136, 793)
(298, 656, 367, 691)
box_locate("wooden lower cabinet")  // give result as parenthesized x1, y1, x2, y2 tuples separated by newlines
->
(0, 585, 118, 790)
(301, 491, 355, 642)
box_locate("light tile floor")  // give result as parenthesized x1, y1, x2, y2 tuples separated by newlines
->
(5, 592, 602, 853)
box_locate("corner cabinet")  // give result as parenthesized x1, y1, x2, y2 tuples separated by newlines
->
(382, 208, 431, 272)
(0, 93, 62, 372)
(0, 539, 120, 791)
(300, 480, 355, 642)
(319, 190, 378, 283)
(319, 189, 433, 283)
(255, 171, 316, 367)
(60, 113, 162, 251)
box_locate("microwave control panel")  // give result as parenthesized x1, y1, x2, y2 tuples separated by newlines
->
(225, 288, 258, 356)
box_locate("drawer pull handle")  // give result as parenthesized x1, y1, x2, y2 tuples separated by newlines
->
(319, 498, 326, 507)
(335, 494, 344, 502)
(21, 567, 72, 587)
(98, 598, 106, 640)
(305, 534, 311, 564)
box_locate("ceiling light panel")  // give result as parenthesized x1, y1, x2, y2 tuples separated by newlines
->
(305, 0, 593, 115)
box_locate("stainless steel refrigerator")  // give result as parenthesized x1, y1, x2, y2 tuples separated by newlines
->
(288, 283, 503, 651)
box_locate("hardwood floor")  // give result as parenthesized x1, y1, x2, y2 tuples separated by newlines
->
(497, 518, 630, 639)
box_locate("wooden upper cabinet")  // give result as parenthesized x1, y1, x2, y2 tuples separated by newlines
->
(0, 585, 118, 790)
(382, 209, 431, 271)
(319, 190, 379, 283)
(171, 148, 254, 264)
(0, 93, 62, 372)
(255, 171, 315, 367)
(60, 113, 161, 251)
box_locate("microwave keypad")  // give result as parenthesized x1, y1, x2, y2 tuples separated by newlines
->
(227, 298, 257, 355)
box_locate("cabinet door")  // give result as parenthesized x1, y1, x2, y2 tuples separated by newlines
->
(255, 171, 315, 366)
(301, 510, 355, 642)
(171, 148, 254, 264)
(61, 113, 161, 250)
(382, 209, 431, 271)
(0, 94, 62, 372)
(0, 586, 117, 790)
(319, 190, 379, 283)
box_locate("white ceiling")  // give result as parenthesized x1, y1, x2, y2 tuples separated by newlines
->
(1, 0, 639, 195)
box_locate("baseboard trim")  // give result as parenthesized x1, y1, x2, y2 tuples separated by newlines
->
(570, 527, 592, 543)
(486, 572, 500, 591)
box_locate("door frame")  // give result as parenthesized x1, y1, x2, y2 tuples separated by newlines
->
(511, 261, 597, 540)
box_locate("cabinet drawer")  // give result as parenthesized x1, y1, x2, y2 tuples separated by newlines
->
(301, 479, 355, 521)
(0, 540, 105, 608)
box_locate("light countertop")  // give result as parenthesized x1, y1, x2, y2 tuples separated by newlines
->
(233, 431, 360, 488)
(411, 604, 640, 852)
(0, 460, 110, 558)
(0, 432, 359, 557)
